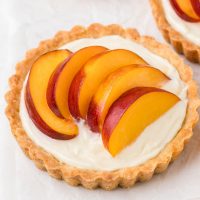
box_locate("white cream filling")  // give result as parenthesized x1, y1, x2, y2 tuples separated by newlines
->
(162, 0, 200, 46)
(20, 36, 188, 171)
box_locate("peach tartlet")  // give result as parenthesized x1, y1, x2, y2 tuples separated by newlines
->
(5, 24, 200, 190)
(150, 0, 200, 63)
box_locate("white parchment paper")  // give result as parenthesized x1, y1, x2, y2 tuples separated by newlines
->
(0, 0, 200, 199)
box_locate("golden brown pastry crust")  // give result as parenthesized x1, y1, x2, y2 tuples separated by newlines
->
(5, 23, 200, 190)
(150, 0, 200, 63)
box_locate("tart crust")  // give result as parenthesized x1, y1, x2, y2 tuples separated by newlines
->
(5, 23, 200, 190)
(150, 0, 200, 63)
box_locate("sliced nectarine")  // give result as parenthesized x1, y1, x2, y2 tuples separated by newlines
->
(25, 50, 78, 139)
(170, 0, 200, 22)
(68, 49, 147, 119)
(47, 46, 108, 119)
(87, 65, 170, 132)
(191, 0, 200, 17)
(102, 87, 180, 156)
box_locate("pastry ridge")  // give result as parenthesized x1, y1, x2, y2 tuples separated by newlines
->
(5, 23, 200, 190)
(150, 0, 200, 63)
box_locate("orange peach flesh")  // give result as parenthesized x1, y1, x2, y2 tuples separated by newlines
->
(102, 87, 180, 156)
(170, 0, 200, 21)
(47, 53, 72, 118)
(87, 65, 170, 132)
(177, 0, 200, 19)
(53, 46, 108, 119)
(69, 49, 147, 119)
(26, 50, 78, 139)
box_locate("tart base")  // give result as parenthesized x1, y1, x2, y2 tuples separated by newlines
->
(150, 0, 200, 63)
(5, 23, 200, 190)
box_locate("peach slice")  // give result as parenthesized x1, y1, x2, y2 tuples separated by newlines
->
(170, 0, 200, 22)
(25, 50, 78, 140)
(102, 87, 180, 156)
(47, 46, 108, 119)
(68, 49, 147, 119)
(191, 0, 200, 17)
(87, 65, 170, 132)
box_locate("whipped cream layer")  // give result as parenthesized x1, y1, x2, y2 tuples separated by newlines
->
(20, 36, 187, 171)
(162, 0, 200, 46)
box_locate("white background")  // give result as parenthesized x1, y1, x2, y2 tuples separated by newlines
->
(0, 0, 200, 199)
